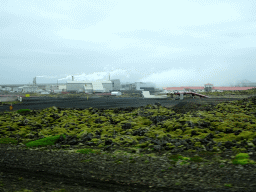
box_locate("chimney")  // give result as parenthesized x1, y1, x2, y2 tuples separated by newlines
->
(72, 76, 74, 81)
(33, 77, 36, 86)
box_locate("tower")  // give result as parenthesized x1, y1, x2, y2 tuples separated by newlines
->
(204, 83, 213, 92)
(33, 77, 36, 86)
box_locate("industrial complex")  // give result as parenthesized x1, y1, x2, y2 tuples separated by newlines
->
(0, 76, 256, 99)
(0, 75, 157, 95)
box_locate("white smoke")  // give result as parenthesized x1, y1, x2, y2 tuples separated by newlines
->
(33, 64, 247, 88)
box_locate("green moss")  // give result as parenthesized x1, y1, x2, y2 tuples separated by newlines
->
(231, 153, 256, 165)
(16, 109, 31, 114)
(0, 137, 18, 144)
(212, 146, 221, 152)
(76, 148, 100, 155)
(189, 155, 204, 163)
(97, 143, 105, 148)
(91, 138, 99, 143)
(168, 154, 185, 161)
(25, 134, 67, 148)
(137, 141, 149, 148)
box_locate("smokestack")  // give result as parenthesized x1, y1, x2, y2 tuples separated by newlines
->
(33, 77, 36, 86)
(72, 76, 74, 81)
(109, 73, 110, 81)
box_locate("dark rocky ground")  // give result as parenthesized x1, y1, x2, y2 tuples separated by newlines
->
(3, 143, 256, 192)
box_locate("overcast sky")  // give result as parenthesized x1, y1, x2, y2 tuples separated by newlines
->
(1, 0, 256, 88)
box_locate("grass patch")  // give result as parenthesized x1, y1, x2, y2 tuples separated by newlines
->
(16, 109, 31, 114)
(25, 134, 67, 148)
(76, 148, 100, 155)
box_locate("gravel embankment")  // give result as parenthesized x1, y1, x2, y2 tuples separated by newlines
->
(1, 143, 256, 192)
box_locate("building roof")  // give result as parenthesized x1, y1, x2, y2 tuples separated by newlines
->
(212, 87, 256, 91)
(163, 86, 256, 91)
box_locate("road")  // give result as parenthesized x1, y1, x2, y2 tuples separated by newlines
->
(0, 96, 244, 114)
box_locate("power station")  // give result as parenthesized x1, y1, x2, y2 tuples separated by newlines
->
(0, 75, 123, 94)
(1, 76, 256, 98)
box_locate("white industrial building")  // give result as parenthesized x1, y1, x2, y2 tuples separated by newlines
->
(53, 90, 62, 94)
(67, 80, 113, 93)
(45, 85, 63, 92)
(142, 91, 167, 99)
(120, 83, 136, 91)
(66, 76, 121, 93)
(22, 86, 40, 93)
(110, 79, 121, 91)
(119, 82, 155, 91)
(13, 87, 24, 92)
(58, 85, 66, 91)
(1, 87, 12, 91)
(41, 91, 50, 94)
(111, 91, 122, 96)
(12, 85, 46, 93)
(5, 78, 122, 94)
(135, 82, 155, 91)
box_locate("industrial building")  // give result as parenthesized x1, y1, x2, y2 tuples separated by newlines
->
(3, 75, 120, 94)
(45, 85, 63, 93)
(135, 82, 155, 92)
(235, 79, 256, 87)
(66, 76, 121, 93)
(120, 83, 136, 91)
(0, 86, 12, 92)
(1, 80, 153, 94)
(120, 82, 156, 92)
(5, 75, 121, 94)
(111, 79, 121, 91)
(12, 87, 24, 92)
(2, 76, 255, 96)
(7, 77, 41, 93)
(111, 91, 122, 96)
(163, 83, 256, 93)
(22, 86, 40, 93)
(142, 91, 167, 99)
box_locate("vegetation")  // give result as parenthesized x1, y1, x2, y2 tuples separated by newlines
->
(16, 109, 31, 114)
